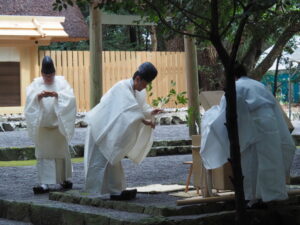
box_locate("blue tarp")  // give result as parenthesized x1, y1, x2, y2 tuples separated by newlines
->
(261, 73, 300, 103)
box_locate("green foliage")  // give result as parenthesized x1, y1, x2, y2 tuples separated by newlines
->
(146, 80, 188, 108)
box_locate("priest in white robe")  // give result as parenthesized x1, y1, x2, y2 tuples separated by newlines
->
(201, 64, 295, 205)
(25, 56, 76, 194)
(84, 62, 162, 200)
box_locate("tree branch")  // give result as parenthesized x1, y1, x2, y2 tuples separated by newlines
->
(162, 0, 210, 34)
(144, 0, 209, 39)
(251, 19, 300, 80)
(220, 0, 237, 37)
(168, 0, 210, 22)
(230, 4, 251, 62)
(210, 0, 230, 67)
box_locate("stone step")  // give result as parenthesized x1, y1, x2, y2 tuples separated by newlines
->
(49, 190, 235, 217)
(0, 218, 32, 225)
(0, 198, 156, 225)
(0, 140, 192, 161)
(0, 197, 236, 225)
(3, 196, 300, 225)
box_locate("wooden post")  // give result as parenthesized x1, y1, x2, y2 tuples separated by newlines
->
(184, 32, 212, 197)
(192, 135, 212, 197)
(89, 2, 103, 108)
(184, 33, 200, 135)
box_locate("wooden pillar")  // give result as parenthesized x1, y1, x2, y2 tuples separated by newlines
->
(184, 34, 200, 136)
(89, 2, 103, 108)
(185, 33, 212, 198)
(19, 46, 34, 106)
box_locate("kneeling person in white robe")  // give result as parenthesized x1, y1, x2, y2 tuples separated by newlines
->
(84, 62, 162, 200)
(201, 64, 295, 205)
(25, 56, 76, 194)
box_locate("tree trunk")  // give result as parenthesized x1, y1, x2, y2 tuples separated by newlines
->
(273, 55, 281, 96)
(224, 67, 246, 225)
(150, 25, 158, 51)
(129, 26, 137, 48)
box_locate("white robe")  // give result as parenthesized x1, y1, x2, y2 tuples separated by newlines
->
(84, 79, 153, 195)
(25, 76, 76, 184)
(201, 77, 295, 202)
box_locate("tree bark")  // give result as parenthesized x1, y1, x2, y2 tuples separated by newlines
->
(150, 25, 158, 51)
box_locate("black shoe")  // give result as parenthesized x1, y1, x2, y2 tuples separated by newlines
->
(110, 189, 137, 201)
(61, 181, 73, 189)
(33, 186, 49, 194)
(246, 200, 268, 209)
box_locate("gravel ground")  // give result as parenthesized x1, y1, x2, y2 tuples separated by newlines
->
(0, 154, 192, 200)
(0, 124, 190, 148)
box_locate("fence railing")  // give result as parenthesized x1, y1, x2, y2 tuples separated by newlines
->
(38, 50, 187, 112)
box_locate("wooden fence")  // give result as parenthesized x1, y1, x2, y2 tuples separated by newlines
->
(38, 50, 187, 112)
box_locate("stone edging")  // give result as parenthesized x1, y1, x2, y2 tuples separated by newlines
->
(0, 140, 192, 161)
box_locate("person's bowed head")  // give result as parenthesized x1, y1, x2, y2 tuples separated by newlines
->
(133, 62, 164, 128)
(38, 56, 58, 101)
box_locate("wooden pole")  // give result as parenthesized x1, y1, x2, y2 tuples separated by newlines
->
(177, 194, 234, 206)
(184, 34, 200, 135)
(177, 189, 300, 206)
(89, 2, 103, 108)
(184, 32, 212, 198)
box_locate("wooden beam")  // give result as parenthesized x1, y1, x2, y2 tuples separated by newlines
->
(0, 40, 51, 47)
(177, 189, 300, 206)
(0, 106, 24, 114)
(102, 13, 154, 26)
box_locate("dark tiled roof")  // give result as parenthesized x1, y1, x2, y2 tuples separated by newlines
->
(0, 0, 88, 40)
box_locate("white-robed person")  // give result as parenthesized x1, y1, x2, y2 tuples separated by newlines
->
(84, 62, 162, 200)
(25, 56, 76, 194)
(201, 63, 295, 207)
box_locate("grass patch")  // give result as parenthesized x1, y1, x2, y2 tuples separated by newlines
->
(0, 157, 84, 167)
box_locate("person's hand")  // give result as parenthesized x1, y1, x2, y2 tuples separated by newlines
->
(142, 119, 156, 129)
(151, 109, 164, 115)
(37, 91, 47, 101)
(47, 91, 58, 98)
(37, 91, 58, 101)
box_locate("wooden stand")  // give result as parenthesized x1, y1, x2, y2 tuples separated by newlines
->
(190, 135, 213, 197)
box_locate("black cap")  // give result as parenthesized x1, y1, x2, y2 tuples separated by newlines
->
(41, 56, 56, 74)
(137, 62, 158, 82)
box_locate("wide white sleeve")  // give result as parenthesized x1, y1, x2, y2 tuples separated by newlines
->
(200, 97, 229, 169)
(136, 90, 152, 118)
(55, 79, 77, 142)
(24, 81, 41, 141)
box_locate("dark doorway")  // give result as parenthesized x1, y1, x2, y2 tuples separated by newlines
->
(0, 62, 20, 106)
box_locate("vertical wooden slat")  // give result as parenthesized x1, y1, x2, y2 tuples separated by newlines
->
(78, 51, 85, 111)
(73, 51, 79, 111)
(67, 51, 74, 88)
(84, 51, 90, 111)
(62, 51, 68, 80)
(56, 51, 62, 75)
(120, 51, 127, 79)
(125, 51, 132, 78)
